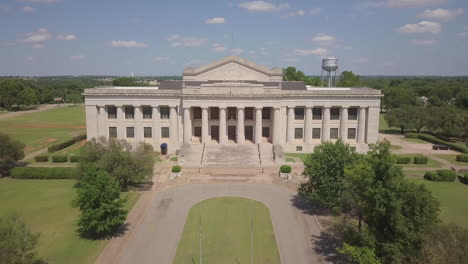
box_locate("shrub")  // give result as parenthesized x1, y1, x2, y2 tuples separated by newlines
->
(413, 156, 428, 164)
(34, 155, 49, 162)
(11, 167, 76, 179)
(455, 155, 468, 163)
(280, 165, 292, 173)
(424, 171, 438, 181)
(404, 133, 468, 153)
(172, 165, 181, 173)
(424, 170, 456, 182)
(404, 133, 419, 139)
(463, 174, 468, 185)
(69, 155, 80, 163)
(396, 156, 411, 164)
(52, 154, 68, 163)
(48, 134, 86, 153)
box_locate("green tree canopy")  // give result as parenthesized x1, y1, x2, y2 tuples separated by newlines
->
(112, 77, 139, 86)
(338, 71, 361, 87)
(0, 132, 25, 169)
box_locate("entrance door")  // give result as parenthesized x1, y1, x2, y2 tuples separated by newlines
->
(245, 126, 253, 142)
(228, 126, 236, 141)
(211, 126, 219, 142)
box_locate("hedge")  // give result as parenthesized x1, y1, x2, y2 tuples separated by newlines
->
(34, 155, 49, 162)
(11, 167, 76, 179)
(172, 165, 181, 173)
(52, 155, 68, 163)
(69, 155, 80, 163)
(462, 174, 468, 185)
(413, 156, 428, 164)
(280, 165, 292, 173)
(404, 133, 468, 153)
(424, 170, 457, 182)
(48, 134, 86, 153)
(456, 155, 468, 163)
(396, 157, 411, 164)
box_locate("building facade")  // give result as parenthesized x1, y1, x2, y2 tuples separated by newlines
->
(84, 56, 382, 154)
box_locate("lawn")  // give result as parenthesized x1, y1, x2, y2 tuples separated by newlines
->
(0, 178, 140, 264)
(407, 179, 468, 229)
(394, 154, 443, 168)
(379, 113, 400, 134)
(173, 197, 281, 264)
(434, 154, 468, 167)
(0, 105, 85, 154)
(286, 153, 309, 163)
(402, 169, 430, 177)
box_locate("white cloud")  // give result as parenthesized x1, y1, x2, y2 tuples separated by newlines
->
(56, 34, 76, 40)
(22, 28, 50, 48)
(108, 40, 148, 48)
(367, 0, 447, 8)
(205, 17, 226, 24)
(312, 33, 336, 45)
(19, 0, 60, 3)
(419, 8, 464, 22)
(293, 48, 328, 57)
(32, 43, 45, 48)
(152, 56, 169, 61)
(239, 1, 289, 12)
(410, 39, 437, 45)
(23, 6, 34, 12)
(398, 21, 441, 34)
(70, 55, 84, 60)
(284, 8, 321, 18)
(230, 48, 244, 55)
(354, 58, 369, 63)
(212, 43, 226, 52)
(167, 34, 208, 47)
(310, 8, 321, 15)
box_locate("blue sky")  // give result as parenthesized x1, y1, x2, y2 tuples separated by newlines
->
(0, 0, 467, 76)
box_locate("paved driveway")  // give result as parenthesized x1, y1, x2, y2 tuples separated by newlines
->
(116, 184, 327, 264)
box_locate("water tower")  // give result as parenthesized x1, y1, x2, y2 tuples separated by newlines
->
(321, 57, 338, 87)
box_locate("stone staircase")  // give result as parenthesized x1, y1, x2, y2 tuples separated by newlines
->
(259, 143, 276, 165)
(202, 144, 261, 166)
(180, 144, 204, 165)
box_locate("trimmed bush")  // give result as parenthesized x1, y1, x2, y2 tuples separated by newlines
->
(413, 156, 428, 164)
(48, 134, 86, 153)
(280, 165, 292, 173)
(69, 155, 80, 163)
(404, 133, 419, 139)
(52, 155, 68, 163)
(455, 155, 468, 163)
(404, 133, 468, 153)
(462, 174, 468, 185)
(424, 170, 456, 182)
(34, 155, 49, 162)
(11, 167, 76, 179)
(172, 165, 181, 173)
(396, 157, 411, 164)
(424, 171, 438, 181)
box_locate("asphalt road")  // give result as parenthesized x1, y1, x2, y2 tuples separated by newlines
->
(116, 184, 327, 264)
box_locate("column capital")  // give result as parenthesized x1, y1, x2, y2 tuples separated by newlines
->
(200, 106, 209, 109)
(237, 106, 245, 110)
(255, 106, 263, 110)
(341, 106, 349, 109)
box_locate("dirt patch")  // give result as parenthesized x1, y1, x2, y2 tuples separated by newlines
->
(5, 124, 86, 129)
(44, 138, 59, 143)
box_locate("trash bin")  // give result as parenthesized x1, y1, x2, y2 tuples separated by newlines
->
(160, 143, 168, 155)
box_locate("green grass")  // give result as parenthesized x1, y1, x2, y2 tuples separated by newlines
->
(286, 153, 309, 163)
(0, 178, 140, 264)
(169, 156, 178, 162)
(403, 169, 430, 177)
(285, 157, 295, 163)
(0, 105, 85, 154)
(401, 137, 428, 144)
(379, 113, 400, 134)
(390, 144, 402, 151)
(394, 154, 443, 168)
(407, 179, 468, 229)
(173, 197, 281, 264)
(434, 154, 468, 167)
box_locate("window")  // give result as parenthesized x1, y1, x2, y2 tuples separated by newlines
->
(193, 107, 202, 120)
(125, 106, 134, 119)
(126, 127, 135, 138)
(194, 127, 202, 137)
(348, 107, 358, 120)
(330, 107, 340, 120)
(296, 146, 303, 151)
(262, 107, 271, 120)
(107, 106, 117, 119)
(294, 107, 305, 120)
(312, 108, 322, 120)
(312, 128, 321, 139)
(144, 127, 152, 138)
(245, 108, 254, 120)
(160, 106, 170, 119)
(211, 107, 219, 120)
(142, 107, 152, 119)
(109, 127, 117, 138)
(330, 128, 339, 139)
(262, 127, 270, 137)
(294, 128, 303, 139)
(161, 127, 170, 138)
(228, 107, 237, 120)
(348, 128, 357, 139)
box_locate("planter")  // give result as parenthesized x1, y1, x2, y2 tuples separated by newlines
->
(170, 172, 182, 179)
(279, 172, 291, 180)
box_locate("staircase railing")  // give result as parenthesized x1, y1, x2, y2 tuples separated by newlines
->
(258, 143, 262, 165)
(200, 143, 206, 166)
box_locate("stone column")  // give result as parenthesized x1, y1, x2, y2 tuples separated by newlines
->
(255, 107, 262, 144)
(219, 107, 227, 144)
(340, 107, 348, 140)
(322, 107, 330, 141)
(85, 105, 98, 140)
(117, 106, 124, 139)
(183, 107, 191, 144)
(287, 107, 294, 143)
(201, 107, 209, 143)
(273, 107, 281, 144)
(358, 107, 367, 144)
(236, 107, 245, 144)
(135, 106, 143, 142)
(170, 106, 178, 146)
(366, 107, 380, 144)
(305, 107, 313, 143)
(153, 106, 160, 144)
(98, 106, 107, 138)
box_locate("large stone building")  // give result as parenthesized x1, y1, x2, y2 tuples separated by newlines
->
(84, 56, 382, 155)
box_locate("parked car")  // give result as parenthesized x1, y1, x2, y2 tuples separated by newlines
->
(432, 144, 450, 150)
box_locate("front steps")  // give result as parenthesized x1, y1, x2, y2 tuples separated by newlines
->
(202, 144, 261, 166)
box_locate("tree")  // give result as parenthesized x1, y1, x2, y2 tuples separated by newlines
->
(0, 132, 25, 170)
(455, 89, 468, 110)
(299, 140, 358, 212)
(112, 77, 138, 86)
(418, 224, 468, 264)
(74, 165, 127, 239)
(0, 215, 46, 264)
(384, 106, 413, 133)
(426, 106, 465, 138)
(283, 66, 320, 86)
(381, 86, 417, 111)
(338, 71, 361, 87)
(18, 87, 38, 106)
(409, 106, 428, 133)
(339, 243, 381, 264)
